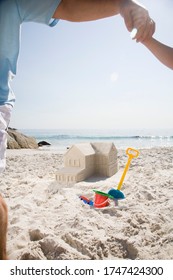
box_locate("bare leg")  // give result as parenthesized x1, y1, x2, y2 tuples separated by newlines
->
(0, 195, 8, 260)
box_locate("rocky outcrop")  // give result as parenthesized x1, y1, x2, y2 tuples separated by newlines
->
(7, 128, 38, 149)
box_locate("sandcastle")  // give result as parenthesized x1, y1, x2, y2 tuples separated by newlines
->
(56, 142, 118, 183)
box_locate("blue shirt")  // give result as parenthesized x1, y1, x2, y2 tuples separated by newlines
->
(0, 0, 61, 106)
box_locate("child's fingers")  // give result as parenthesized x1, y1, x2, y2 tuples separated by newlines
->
(135, 19, 155, 42)
(132, 16, 155, 42)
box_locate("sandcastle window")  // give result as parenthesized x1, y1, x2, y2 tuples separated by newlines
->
(74, 159, 80, 167)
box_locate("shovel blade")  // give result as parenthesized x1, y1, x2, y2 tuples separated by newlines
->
(108, 189, 125, 199)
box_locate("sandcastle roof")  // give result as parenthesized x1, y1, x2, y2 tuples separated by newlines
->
(66, 143, 95, 156)
(91, 142, 116, 154)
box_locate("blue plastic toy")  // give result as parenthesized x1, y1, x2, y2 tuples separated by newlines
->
(79, 195, 93, 206)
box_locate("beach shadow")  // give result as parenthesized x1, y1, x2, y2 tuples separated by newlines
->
(85, 175, 108, 183)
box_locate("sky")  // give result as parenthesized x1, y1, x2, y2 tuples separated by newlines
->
(10, 0, 173, 130)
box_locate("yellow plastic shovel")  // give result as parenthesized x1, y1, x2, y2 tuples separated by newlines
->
(117, 147, 139, 191)
(108, 147, 140, 202)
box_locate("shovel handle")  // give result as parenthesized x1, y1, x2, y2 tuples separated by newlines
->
(117, 147, 139, 191)
(126, 147, 139, 159)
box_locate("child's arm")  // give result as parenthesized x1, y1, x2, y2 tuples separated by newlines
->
(142, 38, 173, 70)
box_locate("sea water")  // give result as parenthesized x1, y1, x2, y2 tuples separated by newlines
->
(20, 128, 173, 151)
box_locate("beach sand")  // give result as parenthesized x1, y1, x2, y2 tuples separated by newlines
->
(1, 147, 173, 260)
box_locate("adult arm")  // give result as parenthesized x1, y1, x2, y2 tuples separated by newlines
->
(53, 0, 155, 42)
(143, 38, 173, 70)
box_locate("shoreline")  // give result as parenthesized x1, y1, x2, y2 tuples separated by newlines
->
(6, 144, 173, 154)
(1, 146, 173, 260)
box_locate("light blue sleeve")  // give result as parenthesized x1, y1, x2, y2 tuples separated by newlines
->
(16, 0, 62, 26)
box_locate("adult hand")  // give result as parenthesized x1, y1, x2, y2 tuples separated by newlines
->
(120, 0, 155, 42)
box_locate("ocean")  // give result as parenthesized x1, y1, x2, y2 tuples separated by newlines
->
(20, 128, 173, 151)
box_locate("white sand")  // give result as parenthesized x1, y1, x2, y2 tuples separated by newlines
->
(1, 147, 173, 260)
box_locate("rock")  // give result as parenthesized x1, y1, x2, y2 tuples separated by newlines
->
(38, 141, 51, 147)
(7, 128, 38, 149)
